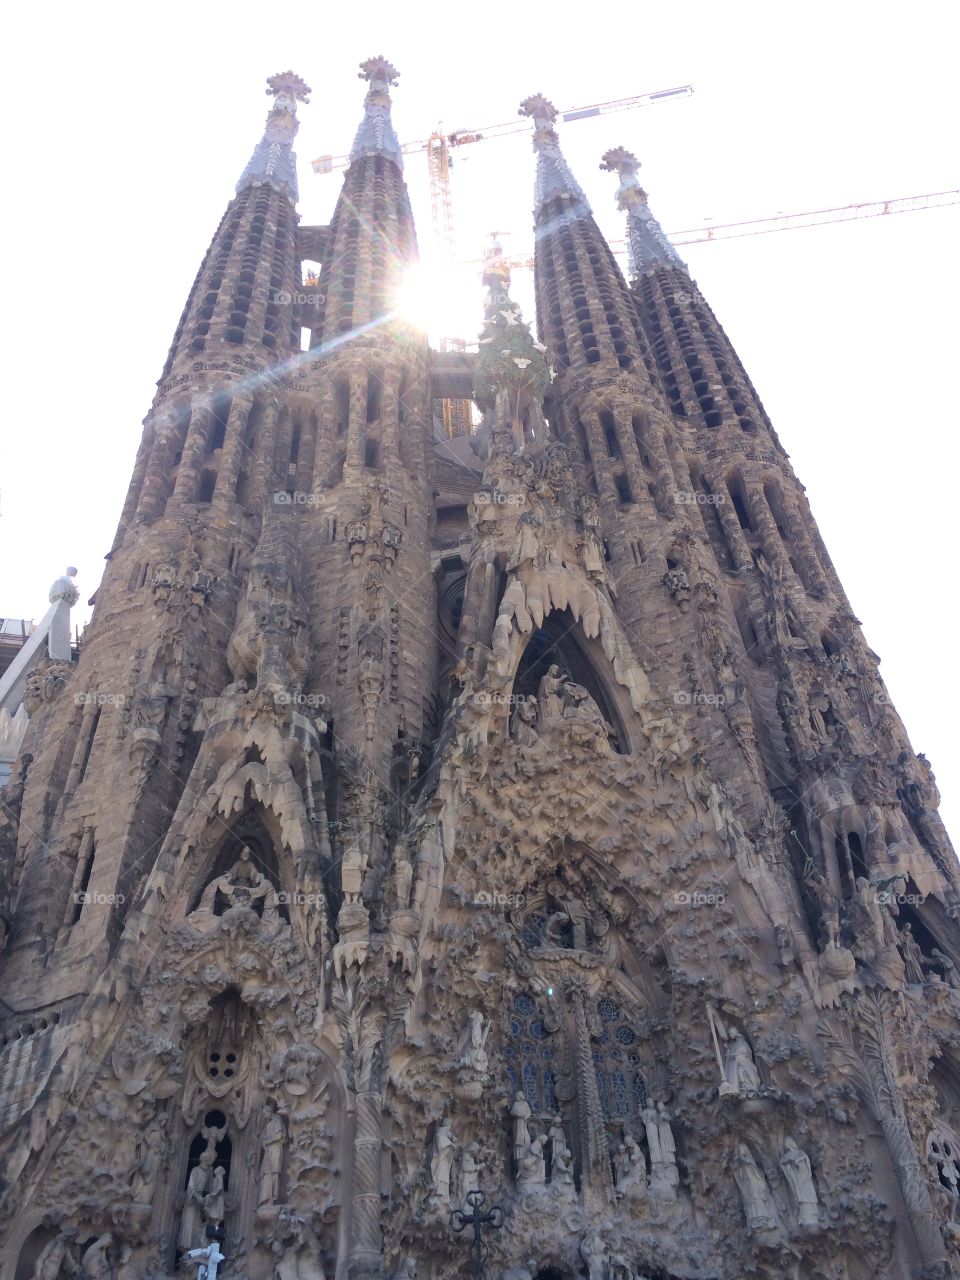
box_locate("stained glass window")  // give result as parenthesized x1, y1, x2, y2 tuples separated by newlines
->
(591, 996, 646, 1122)
(504, 991, 558, 1113)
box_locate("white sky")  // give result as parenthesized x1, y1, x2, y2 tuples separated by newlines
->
(1, 0, 957, 836)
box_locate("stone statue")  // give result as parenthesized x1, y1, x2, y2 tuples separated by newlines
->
(49, 567, 80, 606)
(779, 1137, 820, 1228)
(643, 1101, 679, 1195)
(130, 1117, 166, 1204)
(80, 1234, 115, 1279)
(899, 923, 926, 985)
(272, 1215, 326, 1280)
(197, 847, 270, 916)
(258, 1099, 286, 1206)
(517, 1134, 547, 1188)
(614, 1133, 646, 1200)
(733, 1143, 778, 1234)
(926, 947, 960, 989)
(511, 697, 540, 748)
(430, 1118, 456, 1206)
(461, 1141, 482, 1196)
(456, 1010, 490, 1074)
(179, 1149, 215, 1252)
(723, 1028, 763, 1098)
(390, 844, 414, 911)
(389, 1258, 417, 1280)
(507, 509, 544, 571)
(203, 1165, 227, 1227)
(580, 1230, 608, 1280)
(545, 880, 591, 951)
(536, 665, 566, 723)
(511, 1090, 532, 1162)
(32, 1231, 78, 1279)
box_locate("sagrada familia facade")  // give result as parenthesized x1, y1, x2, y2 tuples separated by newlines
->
(1, 55, 958, 1280)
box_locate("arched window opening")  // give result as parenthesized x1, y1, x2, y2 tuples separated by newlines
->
(511, 612, 626, 753)
(592, 995, 647, 1125)
(503, 991, 558, 1114)
(600, 410, 620, 458)
(366, 371, 382, 424)
(614, 473, 633, 506)
(289, 421, 301, 466)
(71, 839, 96, 924)
(727, 475, 753, 531)
(209, 395, 230, 453)
(364, 437, 381, 469)
(75, 707, 101, 785)
(335, 379, 351, 438)
(196, 470, 216, 503)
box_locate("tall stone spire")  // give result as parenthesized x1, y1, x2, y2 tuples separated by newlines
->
(311, 58, 417, 343)
(236, 71, 311, 203)
(349, 56, 404, 171)
(518, 94, 590, 221)
(600, 147, 687, 276)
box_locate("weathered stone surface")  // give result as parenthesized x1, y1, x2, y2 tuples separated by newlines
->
(0, 64, 957, 1280)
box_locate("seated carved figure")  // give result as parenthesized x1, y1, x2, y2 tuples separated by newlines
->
(194, 847, 275, 920)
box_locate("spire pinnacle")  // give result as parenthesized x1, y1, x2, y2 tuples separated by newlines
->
(600, 147, 687, 276)
(519, 95, 590, 218)
(350, 56, 404, 171)
(236, 72, 310, 203)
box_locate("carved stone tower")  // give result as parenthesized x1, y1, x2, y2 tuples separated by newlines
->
(1, 64, 958, 1280)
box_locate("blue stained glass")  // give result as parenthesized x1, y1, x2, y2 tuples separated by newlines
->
(530, 1019, 546, 1040)
(520, 1040, 535, 1056)
(598, 998, 620, 1022)
(522, 927, 541, 948)
(514, 994, 536, 1015)
(596, 1070, 610, 1118)
(502, 1045, 516, 1059)
(608, 1049, 622, 1061)
(510, 1018, 523, 1037)
(616, 1027, 637, 1046)
(507, 1067, 519, 1096)
(633, 1073, 647, 1109)
(522, 1061, 540, 1111)
(612, 1070, 628, 1115)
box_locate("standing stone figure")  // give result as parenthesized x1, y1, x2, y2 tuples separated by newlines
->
(430, 1119, 456, 1206)
(456, 1010, 490, 1074)
(258, 1099, 286, 1207)
(733, 1144, 778, 1234)
(32, 1232, 78, 1279)
(643, 1101, 679, 1196)
(510, 1090, 532, 1162)
(779, 1137, 820, 1228)
(179, 1149, 215, 1252)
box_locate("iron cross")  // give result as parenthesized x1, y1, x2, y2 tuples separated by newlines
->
(451, 1188, 504, 1280)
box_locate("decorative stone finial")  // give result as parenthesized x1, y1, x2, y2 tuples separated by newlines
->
(600, 146, 686, 276)
(599, 147, 645, 207)
(519, 94, 589, 217)
(358, 56, 400, 87)
(49, 567, 79, 606)
(518, 95, 558, 132)
(350, 56, 404, 170)
(236, 71, 310, 202)
(266, 71, 311, 106)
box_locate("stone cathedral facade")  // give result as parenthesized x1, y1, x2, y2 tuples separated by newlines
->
(1, 56, 959, 1280)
